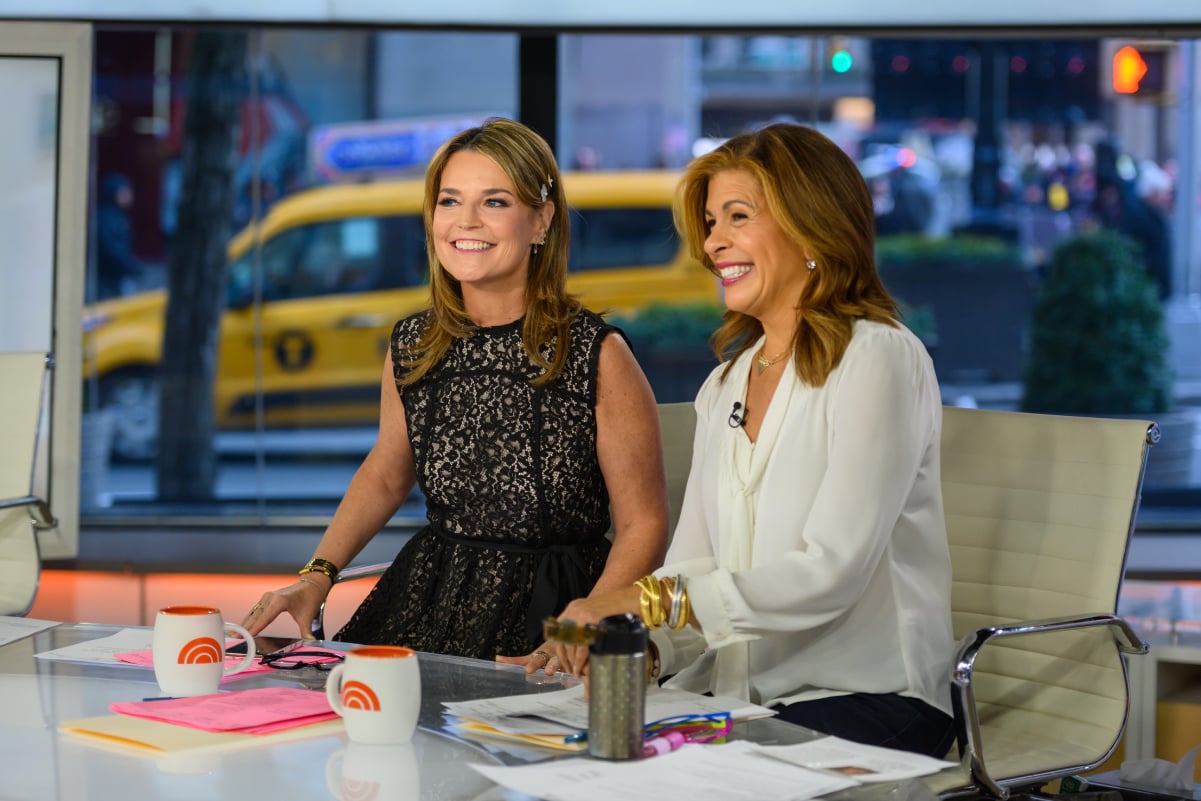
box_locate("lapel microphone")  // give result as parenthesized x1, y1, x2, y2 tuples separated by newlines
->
(728, 402, 746, 428)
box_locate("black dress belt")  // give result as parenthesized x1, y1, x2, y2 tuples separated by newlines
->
(431, 526, 611, 644)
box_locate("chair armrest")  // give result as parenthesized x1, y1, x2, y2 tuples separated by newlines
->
(952, 613, 1148, 799)
(0, 495, 57, 529)
(309, 561, 391, 640)
(334, 562, 391, 584)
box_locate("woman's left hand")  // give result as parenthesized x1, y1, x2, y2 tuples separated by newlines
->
(497, 642, 589, 677)
(557, 585, 642, 630)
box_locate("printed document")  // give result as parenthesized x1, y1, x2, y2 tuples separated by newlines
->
(34, 628, 153, 665)
(445, 683, 773, 731)
(758, 735, 958, 782)
(0, 616, 58, 647)
(471, 740, 858, 801)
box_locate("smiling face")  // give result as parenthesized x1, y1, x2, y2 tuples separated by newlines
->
(704, 169, 811, 330)
(432, 150, 553, 312)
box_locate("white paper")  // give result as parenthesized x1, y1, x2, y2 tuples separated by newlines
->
(470, 740, 857, 801)
(758, 735, 958, 783)
(33, 628, 153, 665)
(445, 683, 774, 731)
(0, 615, 59, 647)
(444, 711, 579, 736)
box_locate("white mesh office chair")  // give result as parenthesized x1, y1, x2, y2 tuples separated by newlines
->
(0, 352, 56, 616)
(931, 407, 1155, 799)
(311, 401, 698, 640)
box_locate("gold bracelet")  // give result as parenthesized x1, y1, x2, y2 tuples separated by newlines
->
(646, 640, 661, 684)
(297, 574, 328, 591)
(635, 575, 667, 629)
(299, 557, 339, 581)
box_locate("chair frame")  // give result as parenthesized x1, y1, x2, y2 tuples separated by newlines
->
(0, 352, 56, 616)
(944, 420, 1158, 800)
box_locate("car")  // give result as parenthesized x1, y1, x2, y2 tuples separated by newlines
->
(82, 170, 717, 460)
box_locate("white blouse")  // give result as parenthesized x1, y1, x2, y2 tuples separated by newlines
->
(653, 319, 953, 715)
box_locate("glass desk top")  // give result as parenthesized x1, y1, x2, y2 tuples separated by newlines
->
(0, 622, 951, 801)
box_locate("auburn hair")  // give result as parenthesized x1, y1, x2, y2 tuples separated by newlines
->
(675, 123, 899, 386)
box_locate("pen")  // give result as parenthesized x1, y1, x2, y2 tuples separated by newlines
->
(140, 696, 177, 702)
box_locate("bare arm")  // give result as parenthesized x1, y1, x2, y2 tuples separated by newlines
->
(243, 350, 417, 637)
(589, 333, 670, 594)
(499, 333, 669, 675)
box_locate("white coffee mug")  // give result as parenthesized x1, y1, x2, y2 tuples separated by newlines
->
(152, 606, 256, 697)
(325, 645, 421, 745)
(325, 742, 419, 801)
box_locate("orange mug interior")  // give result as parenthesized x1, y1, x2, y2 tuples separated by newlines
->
(159, 606, 220, 616)
(350, 645, 416, 659)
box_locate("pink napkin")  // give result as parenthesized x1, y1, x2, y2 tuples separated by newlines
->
(110, 687, 339, 734)
(113, 644, 275, 682)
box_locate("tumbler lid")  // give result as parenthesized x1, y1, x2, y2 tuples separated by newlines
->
(590, 613, 648, 655)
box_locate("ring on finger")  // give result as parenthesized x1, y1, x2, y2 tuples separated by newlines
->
(250, 603, 264, 614)
(533, 649, 551, 666)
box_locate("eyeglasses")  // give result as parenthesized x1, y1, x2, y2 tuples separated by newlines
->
(260, 650, 345, 671)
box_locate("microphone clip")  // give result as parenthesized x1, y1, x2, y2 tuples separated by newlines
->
(728, 402, 746, 428)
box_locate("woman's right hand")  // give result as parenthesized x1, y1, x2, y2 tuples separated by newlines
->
(241, 574, 331, 639)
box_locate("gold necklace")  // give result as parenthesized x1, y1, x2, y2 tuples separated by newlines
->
(755, 346, 791, 374)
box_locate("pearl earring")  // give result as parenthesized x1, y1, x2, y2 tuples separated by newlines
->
(806, 259, 817, 271)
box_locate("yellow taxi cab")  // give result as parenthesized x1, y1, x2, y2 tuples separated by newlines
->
(82, 170, 717, 459)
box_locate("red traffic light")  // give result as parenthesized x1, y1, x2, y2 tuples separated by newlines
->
(1112, 46, 1148, 94)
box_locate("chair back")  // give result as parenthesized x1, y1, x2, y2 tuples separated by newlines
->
(941, 406, 1154, 792)
(658, 402, 696, 540)
(0, 352, 51, 615)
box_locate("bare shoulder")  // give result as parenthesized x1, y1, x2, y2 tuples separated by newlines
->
(596, 330, 654, 405)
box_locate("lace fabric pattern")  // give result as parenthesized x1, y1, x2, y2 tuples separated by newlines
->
(335, 310, 616, 658)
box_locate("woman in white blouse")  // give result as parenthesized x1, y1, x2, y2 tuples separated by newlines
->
(551, 122, 955, 757)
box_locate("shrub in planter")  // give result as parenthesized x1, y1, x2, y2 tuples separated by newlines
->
(877, 233, 1023, 271)
(877, 234, 1032, 382)
(611, 301, 725, 353)
(1020, 230, 1171, 415)
(611, 301, 723, 403)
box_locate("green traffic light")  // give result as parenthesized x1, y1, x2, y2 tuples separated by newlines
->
(831, 50, 853, 73)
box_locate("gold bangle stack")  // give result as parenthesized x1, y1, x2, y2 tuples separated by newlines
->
(635, 574, 691, 630)
(299, 557, 339, 581)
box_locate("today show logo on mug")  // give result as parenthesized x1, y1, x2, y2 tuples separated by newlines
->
(151, 606, 256, 697)
(325, 645, 421, 745)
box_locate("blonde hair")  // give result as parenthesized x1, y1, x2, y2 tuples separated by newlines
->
(675, 123, 899, 386)
(399, 117, 578, 388)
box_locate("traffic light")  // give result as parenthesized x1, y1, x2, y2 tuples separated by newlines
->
(1112, 45, 1165, 95)
(829, 38, 853, 73)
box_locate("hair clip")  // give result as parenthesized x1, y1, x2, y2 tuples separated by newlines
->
(540, 183, 549, 204)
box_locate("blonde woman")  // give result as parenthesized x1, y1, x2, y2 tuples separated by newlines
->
(245, 118, 668, 664)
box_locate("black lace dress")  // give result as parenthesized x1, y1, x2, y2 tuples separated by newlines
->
(335, 309, 616, 659)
